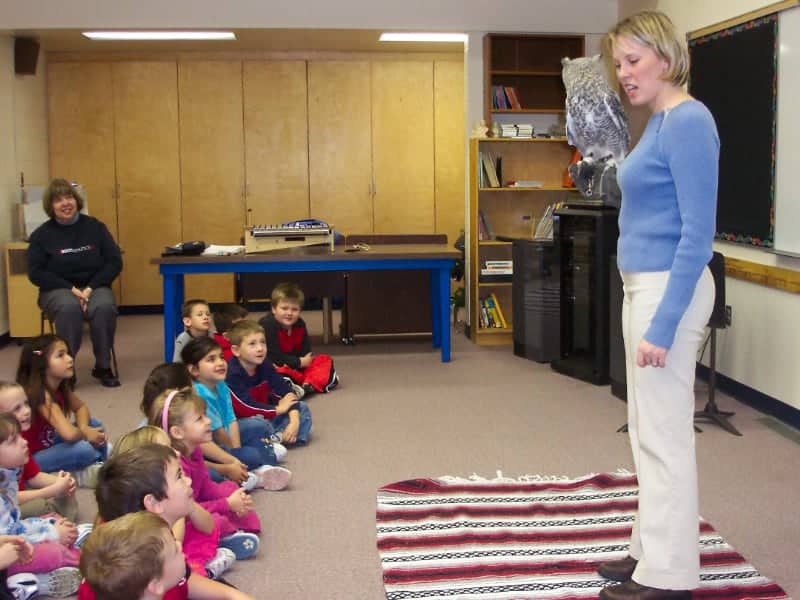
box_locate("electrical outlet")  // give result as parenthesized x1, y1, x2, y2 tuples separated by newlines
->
(725, 305, 732, 326)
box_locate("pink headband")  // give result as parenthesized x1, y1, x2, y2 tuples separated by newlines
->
(162, 390, 179, 432)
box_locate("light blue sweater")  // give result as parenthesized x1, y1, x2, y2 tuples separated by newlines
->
(617, 99, 719, 349)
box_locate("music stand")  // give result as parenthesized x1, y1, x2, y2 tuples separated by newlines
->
(694, 252, 742, 436)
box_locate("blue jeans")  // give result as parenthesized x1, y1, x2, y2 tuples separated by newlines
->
(227, 416, 278, 469)
(33, 417, 107, 472)
(272, 401, 312, 445)
(208, 417, 279, 479)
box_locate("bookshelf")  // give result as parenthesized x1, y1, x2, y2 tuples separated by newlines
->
(484, 33, 584, 122)
(468, 137, 577, 345)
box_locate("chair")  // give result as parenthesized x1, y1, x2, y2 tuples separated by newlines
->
(40, 311, 120, 380)
(694, 251, 741, 436)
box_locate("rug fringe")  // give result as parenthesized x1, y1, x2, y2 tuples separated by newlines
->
(438, 468, 633, 484)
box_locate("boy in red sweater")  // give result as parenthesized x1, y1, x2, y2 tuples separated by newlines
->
(257, 282, 338, 396)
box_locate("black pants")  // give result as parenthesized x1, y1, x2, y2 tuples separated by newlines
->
(38, 286, 118, 369)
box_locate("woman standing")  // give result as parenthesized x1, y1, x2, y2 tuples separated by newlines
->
(27, 179, 123, 387)
(598, 12, 718, 600)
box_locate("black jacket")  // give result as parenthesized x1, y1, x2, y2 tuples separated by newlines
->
(27, 215, 122, 292)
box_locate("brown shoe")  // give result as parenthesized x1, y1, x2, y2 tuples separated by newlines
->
(599, 580, 691, 600)
(598, 555, 638, 582)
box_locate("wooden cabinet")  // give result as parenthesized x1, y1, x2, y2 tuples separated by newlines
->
(468, 137, 576, 345)
(434, 60, 466, 250)
(47, 62, 121, 301)
(243, 61, 309, 226)
(307, 60, 373, 233)
(372, 61, 435, 233)
(113, 62, 182, 306)
(179, 61, 245, 302)
(4, 243, 40, 338)
(47, 54, 464, 307)
(483, 34, 584, 122)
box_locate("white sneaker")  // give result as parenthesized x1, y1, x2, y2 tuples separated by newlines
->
(6, 573, 37, 600)
(71, 462, 103, 488)
(8, 567, 82, 598)
(240, 472, 259, 492)
(252, 465, 292, 491)
(205, 547, 236, 580)
(272, 441, 288, 463)
(75, 522, 94, 547)
(288, 380, 305, 399)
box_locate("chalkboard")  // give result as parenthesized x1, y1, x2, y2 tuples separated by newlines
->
(689, 14, 777, 247)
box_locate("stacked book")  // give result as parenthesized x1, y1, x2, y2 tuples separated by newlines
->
(500, 124, 519, 138)
(480, 259, 512, 281)
(516, 124, 534, 138)
(499, 123, 534, 138)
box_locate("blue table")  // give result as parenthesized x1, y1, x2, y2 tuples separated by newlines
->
(153, 244, 459, 362)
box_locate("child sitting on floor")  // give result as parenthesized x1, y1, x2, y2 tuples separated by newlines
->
(0, 382, 77, 522)
(111, 426, 235, 582)
(16, 335, 108, 488)
(225, 320, 313, 446)
(147, 389, 267, 559)
(258, 282, 339, 395)
(173, 300, 212, 363)
(212, 304, 248, 362)
(79, 511, 187, 600)
(0, 414, 86, 597)
(83, 443, 254, 600)
(182, 337, 289, 487)
(142, 364, 269, 489)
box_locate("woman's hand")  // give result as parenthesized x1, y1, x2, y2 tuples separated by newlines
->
(300, 352, 313, 368)
(637, 339, 668, 368)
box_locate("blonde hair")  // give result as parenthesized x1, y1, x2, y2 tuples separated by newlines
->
(227, 319, 265, 347)
(271, 282, 304, 307)
(79, 511, 171, 600)
(146, 387, 205, 456)
(113, 426, 171, 457)
(605, 10, 689, 87)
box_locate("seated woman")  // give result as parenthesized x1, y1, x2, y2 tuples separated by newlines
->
(26, 178, 123, 387)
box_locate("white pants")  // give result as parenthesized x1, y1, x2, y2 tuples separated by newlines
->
(621, 267, 714, 590)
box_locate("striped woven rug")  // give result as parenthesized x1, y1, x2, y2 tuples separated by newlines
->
(376, 472, 788, 600)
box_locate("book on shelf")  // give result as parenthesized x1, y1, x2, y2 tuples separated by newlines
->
(508, 180, 544, 188)
(504, 86, 522, 110)
(480, 152, 500, 188)
(489, 292, 508, 328)
(477, 209, 495, 240)
(533, 202, 561, 240)
(484, 259, 512, 268)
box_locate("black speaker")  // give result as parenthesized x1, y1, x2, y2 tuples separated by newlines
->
(707, 251, 726, 329)
(14, 37, 40, 75)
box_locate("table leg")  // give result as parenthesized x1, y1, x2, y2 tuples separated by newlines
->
(162, 273, 185, 362)
(322, 296, 331, 345)
(432, 267, 451, 362)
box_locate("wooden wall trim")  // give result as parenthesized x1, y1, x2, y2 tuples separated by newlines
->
(46, 50, 464, 63)
(725, 256, 800, 293)
(688, 0, 799, 39)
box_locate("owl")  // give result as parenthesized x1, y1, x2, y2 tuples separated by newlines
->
(562, 55, 629, 204)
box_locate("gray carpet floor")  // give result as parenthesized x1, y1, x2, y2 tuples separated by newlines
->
(0, 312, 798, 599)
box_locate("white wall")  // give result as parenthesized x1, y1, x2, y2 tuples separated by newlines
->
(0, 0, 617, 33)
(0, 35, 49, 336)
(621, 0, 800, 412)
